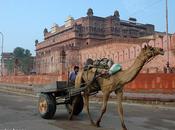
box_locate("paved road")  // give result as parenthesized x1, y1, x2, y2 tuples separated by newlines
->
(0, 91, 175, 130)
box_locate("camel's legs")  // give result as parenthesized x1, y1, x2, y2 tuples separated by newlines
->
(83, 93, 96, 126)
(116, 90, 127, 130)
(96, 92, 110, 127)
(68, 96, 77, 120)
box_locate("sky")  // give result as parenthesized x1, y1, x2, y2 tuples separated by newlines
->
(0, 0, 174, 55)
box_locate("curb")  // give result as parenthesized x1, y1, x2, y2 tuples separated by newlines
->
(0, 83, 35, 97)
(0, 83, 175, 106)
(0, 88, 36, 98)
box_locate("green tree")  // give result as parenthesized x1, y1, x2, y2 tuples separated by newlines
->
(5, 47, 33, 75)
(5, 58, 14, 74)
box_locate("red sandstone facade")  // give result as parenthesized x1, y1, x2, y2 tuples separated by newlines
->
(80, 35, 175, 73)
(35, 9, 175, 75)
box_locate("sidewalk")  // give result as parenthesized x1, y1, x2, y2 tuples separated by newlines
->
(0, 83, 175, 103)
(0, 83, 33, 95)
(124, 92, 175, 102)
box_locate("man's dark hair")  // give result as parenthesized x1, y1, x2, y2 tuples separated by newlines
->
(74, 65, 79, 70)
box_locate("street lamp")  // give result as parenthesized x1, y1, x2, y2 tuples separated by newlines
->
(0, 32, 4, 76)
(165, 0, 170, 70)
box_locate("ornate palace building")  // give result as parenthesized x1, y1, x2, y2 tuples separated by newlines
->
(35, 9, 175, 75)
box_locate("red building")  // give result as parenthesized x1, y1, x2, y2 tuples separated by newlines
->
(35, 9, 175, 75)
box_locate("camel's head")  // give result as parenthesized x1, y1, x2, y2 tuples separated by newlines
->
(142, 45, 164, 58)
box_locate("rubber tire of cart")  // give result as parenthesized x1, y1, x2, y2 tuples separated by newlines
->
(38, 93, 56, 119)
(65, 94, 84, 115)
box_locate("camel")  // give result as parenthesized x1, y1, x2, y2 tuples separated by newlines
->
(72, 45, 164, 130)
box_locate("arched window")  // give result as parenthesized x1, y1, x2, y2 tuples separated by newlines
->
(60, 50, 66, 63)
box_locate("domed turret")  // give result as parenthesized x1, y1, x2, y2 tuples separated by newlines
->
(114, 10, 120, 21)
(43, 28, 48, 35)
(66, 15, 74, 21)
(87, 8, 93, 16)
(65, 15, 74, 27)
(35, 39, 39, 46)
(114, 10, 120, 18)
(51, 23, 59, 33)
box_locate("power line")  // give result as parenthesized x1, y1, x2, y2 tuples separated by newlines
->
(130, 0, 163, 17)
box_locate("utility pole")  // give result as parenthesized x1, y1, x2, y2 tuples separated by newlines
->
(166, 0, 170, 69)
(0, 32, 3, 76)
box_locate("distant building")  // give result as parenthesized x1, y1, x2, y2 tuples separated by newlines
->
(1, 52, 13, 75)
(35, 9, 175, 75)
(1, 52, 36, 76)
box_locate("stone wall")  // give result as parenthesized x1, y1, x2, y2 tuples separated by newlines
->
(0, 74, 67, 85)
(0, 73, 175, 94)
(125, 73, 175, 94)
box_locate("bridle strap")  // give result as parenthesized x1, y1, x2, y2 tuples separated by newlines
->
(137, 53, 156, 66)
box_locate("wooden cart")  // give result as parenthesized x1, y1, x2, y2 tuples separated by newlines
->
(36, 81, 84, 119)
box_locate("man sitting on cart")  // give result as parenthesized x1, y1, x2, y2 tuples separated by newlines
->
(69, 65, 79, 86)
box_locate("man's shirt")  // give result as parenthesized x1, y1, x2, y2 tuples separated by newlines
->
(69, 71, 77, 82)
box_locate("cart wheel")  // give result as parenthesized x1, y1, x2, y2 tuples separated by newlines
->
(65, 95, 84, 115)
(38, 93, 56, 119)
